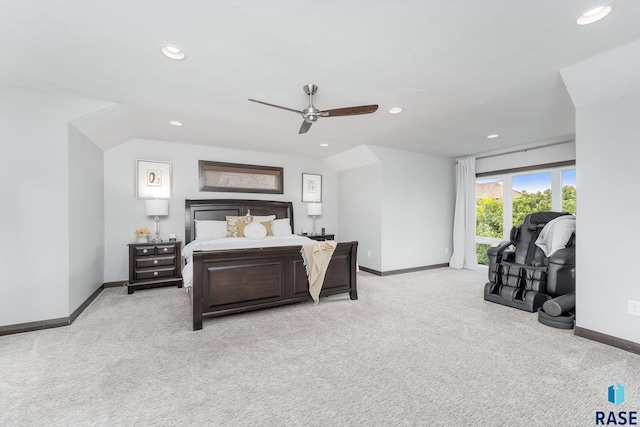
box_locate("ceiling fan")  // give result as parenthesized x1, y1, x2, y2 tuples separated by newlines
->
(249, 84, 378, 134)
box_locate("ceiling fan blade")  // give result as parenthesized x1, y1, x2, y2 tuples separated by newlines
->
(248, 99, 302, 114)
(299, 121, 312, 134)
(321, 104, 379, 117)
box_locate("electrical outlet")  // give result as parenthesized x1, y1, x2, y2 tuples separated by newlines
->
(367, 250, 372, 258)
(628, 300, 640, 317)
(444, 247, 449, 254)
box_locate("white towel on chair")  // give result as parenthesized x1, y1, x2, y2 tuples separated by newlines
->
(535, 215, 576, 257)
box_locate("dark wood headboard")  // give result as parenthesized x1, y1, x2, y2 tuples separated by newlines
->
(184, 199, 294, 244)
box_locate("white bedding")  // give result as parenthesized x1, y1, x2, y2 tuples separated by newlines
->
(181, 235, 315, 288)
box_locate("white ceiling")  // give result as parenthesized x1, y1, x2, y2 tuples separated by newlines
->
(2, 1, 640, 159)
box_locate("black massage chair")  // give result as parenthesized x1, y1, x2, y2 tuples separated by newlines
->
(484, 211, 575, 313)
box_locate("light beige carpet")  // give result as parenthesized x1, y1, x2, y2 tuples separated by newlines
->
(1, 268, 638, 426)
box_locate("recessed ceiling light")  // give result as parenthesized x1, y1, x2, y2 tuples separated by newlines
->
(487, 134, 499, 139)
(320, 143, 329, 147)
(161, 45, 186, 60)
(388, 107, 403, 114)
(577, 5, 613, 25)
(169, 120, 183, 127)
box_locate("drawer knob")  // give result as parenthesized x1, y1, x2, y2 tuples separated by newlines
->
(163, 248, 168, 252)
(143, 249, 148, 254)
(153, 260, 158, 265)
(154, 271, 158, 276)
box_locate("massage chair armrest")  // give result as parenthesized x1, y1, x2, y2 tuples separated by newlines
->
(547, 247, 576, 296)
(501, 250, 515, 263)
(549, 247, 575, 266)
(487, 241, 512, 258)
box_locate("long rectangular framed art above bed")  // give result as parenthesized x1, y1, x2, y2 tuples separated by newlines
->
(184, 199, 358, 330)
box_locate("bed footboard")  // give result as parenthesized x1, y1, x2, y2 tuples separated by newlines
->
(191, 241, 358, 330)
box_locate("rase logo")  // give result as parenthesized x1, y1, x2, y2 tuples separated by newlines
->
(610, 383, 627, 407)
(596, 382, 638, 425)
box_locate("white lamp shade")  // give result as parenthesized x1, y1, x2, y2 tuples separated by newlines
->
(307, 203, 322, 216)
(145, 199, 169, 216)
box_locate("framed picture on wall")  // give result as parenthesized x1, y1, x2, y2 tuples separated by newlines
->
(136, 160, 171, 199)
(302, 173, 322, 202)
(198, 160, 284, 194)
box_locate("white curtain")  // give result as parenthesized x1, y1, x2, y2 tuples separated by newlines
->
(449, 157, 478, 270)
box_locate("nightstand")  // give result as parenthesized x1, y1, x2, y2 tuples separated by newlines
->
(301, 234, 335, 241)
(127, 241, 183, 294)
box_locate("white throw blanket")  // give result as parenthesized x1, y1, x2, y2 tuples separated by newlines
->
(535, 215, 576, 257)
(300, 240, 337, 304)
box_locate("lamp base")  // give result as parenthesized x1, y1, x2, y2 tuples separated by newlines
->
(311, 216, 317, 236)
(153, 216, 161, 242)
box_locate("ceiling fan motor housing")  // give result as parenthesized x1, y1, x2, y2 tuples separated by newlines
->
(303, 107, 320, 122)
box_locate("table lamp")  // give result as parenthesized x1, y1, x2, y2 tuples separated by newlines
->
(145, 199, 169, 242)
(306, 202, 322, 236)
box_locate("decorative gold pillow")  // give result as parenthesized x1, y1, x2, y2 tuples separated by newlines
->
(261, 221, 274, 236)
(226, 215, 254, 237)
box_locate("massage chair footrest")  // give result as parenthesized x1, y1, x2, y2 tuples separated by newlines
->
(537, 308, 575, 329)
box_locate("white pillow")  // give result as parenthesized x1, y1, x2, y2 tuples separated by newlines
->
(243, 222, 267, 240)
(194, 220, 227, 240)
(252, 215, 276, 223)
(272, 218, 293, 236)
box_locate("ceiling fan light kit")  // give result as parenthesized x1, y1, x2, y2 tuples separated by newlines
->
(249, 84, 378, 134)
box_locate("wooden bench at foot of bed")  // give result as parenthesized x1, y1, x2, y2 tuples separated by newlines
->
(191, 241, 358, 330)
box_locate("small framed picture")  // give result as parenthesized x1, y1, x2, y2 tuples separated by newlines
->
(136, 160, 171, 199)
(302, 173, 322, 202)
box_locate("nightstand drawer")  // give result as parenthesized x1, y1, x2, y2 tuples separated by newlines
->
(136, 246, 156, 256)
(156, 245, 175, 255)
(135, 245, 176, 256)
(135, 267, 176, 280)
(136, 256, 176, 268)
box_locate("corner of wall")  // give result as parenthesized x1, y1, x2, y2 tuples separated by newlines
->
(324, 145, 380, 172)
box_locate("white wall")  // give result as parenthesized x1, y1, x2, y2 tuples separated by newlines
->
(68, 124, 104, 312)
(372, 146, 455, 271)
(103, 138, 338, 282)
(0, 86, 108, 326)
(335, 145, 455, 273)
(560, 39, 640, 345)
(337, 162, 383, 270)
(575, 92, 640, 343)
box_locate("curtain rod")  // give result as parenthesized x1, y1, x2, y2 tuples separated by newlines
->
(455, 140, 574, 163)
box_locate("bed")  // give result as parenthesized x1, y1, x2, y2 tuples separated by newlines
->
(184, 199, 358, 330)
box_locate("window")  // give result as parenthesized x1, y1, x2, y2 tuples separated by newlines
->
(562, 169, 577, 214)
(476, 178, 504, 265)
(512, 172, 551, 226)
(475, 166, 576, 265)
